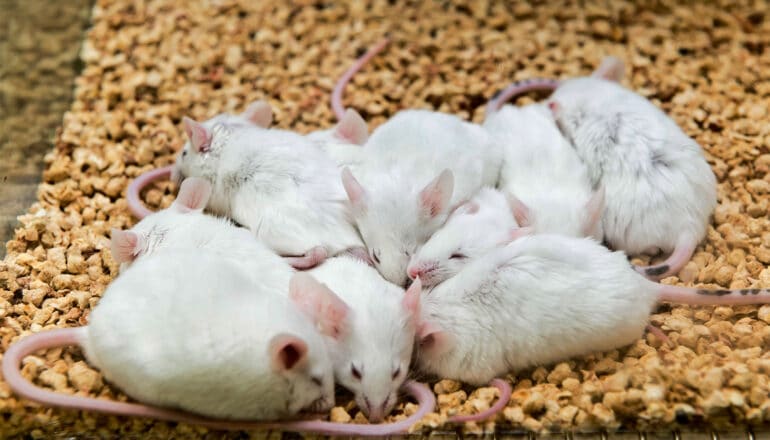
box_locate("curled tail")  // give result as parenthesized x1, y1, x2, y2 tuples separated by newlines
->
(3, 328, 436, 435)
(127, 165, 174, 220)
(331, 37, 391, 120)
(485, 79, 560, 116)
(634, 240, 696, 281)
(657, 285, 770, 306)
(446, 378, 511, 424)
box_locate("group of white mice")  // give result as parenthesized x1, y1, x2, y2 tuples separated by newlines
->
(6, 40, 770, 435)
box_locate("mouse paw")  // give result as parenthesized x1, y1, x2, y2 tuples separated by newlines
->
(285, 246, 328, 270)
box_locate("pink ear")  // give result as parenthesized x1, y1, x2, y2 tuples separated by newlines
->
(507, 194, 531, 227)
(289, 273, 350, 340)
(110, 229, 142, 263)
(418, 322, 452, 356)
(582, 186, 605, 236)
(341, 167, 367, 210)
(591, 56, 624, 82)
(182, 117, 211, 153)
(334, 109, 368, 145)
(403, 277, 422, 317)
(269, 333, 309, 372)
(419, 169, 454, 218)
(241, 100, 273, 127)
(173, 177, 211, 212)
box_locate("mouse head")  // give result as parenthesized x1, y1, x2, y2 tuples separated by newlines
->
(266, 273, 347, 415)
(172, 101, 273, 184)
(341, 168, 454, 287)
(508, 187, 605, 240)
(110, 177, 213, 269)
(289, 272, 422, 422)
(406, 188, 517, 287)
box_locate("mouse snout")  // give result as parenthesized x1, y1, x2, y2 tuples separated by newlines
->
(407, 262, 437, 281)
(360, 395, 392, 423)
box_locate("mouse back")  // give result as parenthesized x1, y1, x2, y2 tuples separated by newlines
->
(84, 250, 334, 420)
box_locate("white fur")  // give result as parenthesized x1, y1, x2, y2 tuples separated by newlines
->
(415, 234, 658, 385)
(350, 110, 503, 286)
(83, 250, 335, 419)
(548, 77, 717, 255)
(306, 128, 365, 173)
(407, 187, 518, 287)
(484, 103, 602, 239)
(174, 121, 363, 256)
(307, 256, 415, 421)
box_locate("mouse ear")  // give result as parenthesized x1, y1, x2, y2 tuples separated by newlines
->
(582, 186, 605, 236)
(173, 177, 211, 212)
(341, 167, 367, 211)
(506, 193, 532, 227)
(182, 117, 211, 154)
(289, 273, 350, 340)
(591, 56, 624, 83)
(419, 169, 454, 219)
(334, 109, 368, 145)
(110, 229, 143, 263)
(417, 321, 452, 357)
(269, 333, 309, 373)
(402, 277, 422, 318)
(241, 100, 273, 128)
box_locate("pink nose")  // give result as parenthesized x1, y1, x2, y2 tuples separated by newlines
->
(547, 101, 559, 113)
(407, 266, 421, 280)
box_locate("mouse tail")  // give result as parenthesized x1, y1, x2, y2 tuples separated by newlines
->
(633, 240, 696, 281)
(657, 284, 770, 306)
(126, 165, 174, 219)
(331, 37, 390, 121)
(3, 328, 435, 435)
(446, 378, 511, 424)
(485, 78, 561, 116)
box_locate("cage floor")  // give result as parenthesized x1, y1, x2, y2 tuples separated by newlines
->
(1, 0, 770, 438)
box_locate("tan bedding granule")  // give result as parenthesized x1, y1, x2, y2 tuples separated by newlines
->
(1, 0, 770, 437)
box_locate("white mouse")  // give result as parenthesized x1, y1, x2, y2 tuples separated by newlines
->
(15, 249, 336, 420)
(286, 256, 421, 422)
(172, 107, 363, 268)
(483, 102, 604, 240)
(414, 233, 770, 385)
(406, 187, 523, 287)
(341, 109, 502, 286)
(547, 76, 718, 279)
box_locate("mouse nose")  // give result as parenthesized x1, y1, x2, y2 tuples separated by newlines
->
(407, 266, 421, 280)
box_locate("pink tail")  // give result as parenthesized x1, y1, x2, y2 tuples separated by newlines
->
(3, 328, 436, 436)
(634, 240, 695, 281)
(126, 165, 173, 220)
(485, 79, 561, 115)
(446, 378, 511, 424)
(657, 285, 770, 306)
(331, 37, 390, 120)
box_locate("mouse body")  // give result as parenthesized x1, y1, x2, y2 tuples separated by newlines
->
(296, 256, 420, 422)
(172, 114, 363, 263)
(547, 77, 717, 279)
(82, 250, 335, 420)
(341, 109, 502, 286)
(415, 233, 769, 385)
(483, 102, 604, 240)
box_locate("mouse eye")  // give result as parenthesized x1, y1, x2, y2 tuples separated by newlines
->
(450, 253, 467, 260)
(391, 367, 401, 380)
(311, 376, 323, 387)
(371, 250, 380, 265)
(182, 149, 188, 157)
(351, 365, 362, 381)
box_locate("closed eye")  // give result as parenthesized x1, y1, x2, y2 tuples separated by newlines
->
(311, 376, 322, 387)
(351, 365, 362, 380)
(371, 250, 380, 264)
(392, 367, 401, 380)
(450, 253, 467, 259)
